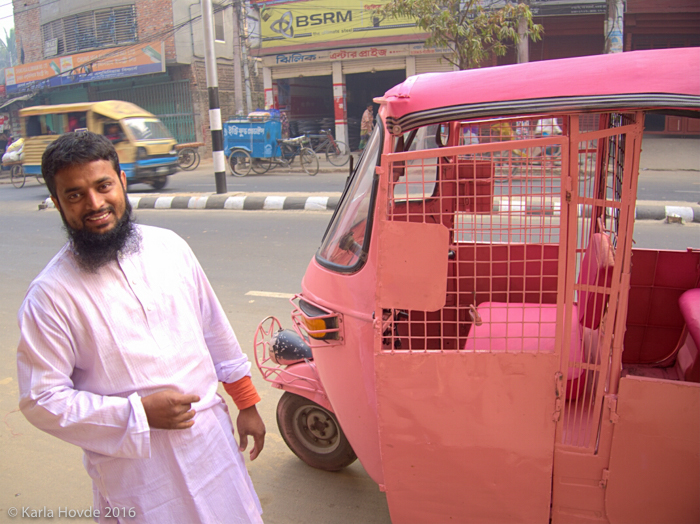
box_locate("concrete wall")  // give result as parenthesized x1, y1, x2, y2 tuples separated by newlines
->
(12, 0, 42, 64)
(173, 0, 235, 65)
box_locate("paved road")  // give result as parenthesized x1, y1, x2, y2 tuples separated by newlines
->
(128, 159, 351, 195)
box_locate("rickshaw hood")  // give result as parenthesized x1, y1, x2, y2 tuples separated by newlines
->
(382, 47, 700, 135)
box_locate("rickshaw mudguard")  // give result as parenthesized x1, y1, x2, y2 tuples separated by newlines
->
(268, 360, 333, 412)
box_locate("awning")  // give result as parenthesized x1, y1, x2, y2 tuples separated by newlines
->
(0, 94, 33, 109)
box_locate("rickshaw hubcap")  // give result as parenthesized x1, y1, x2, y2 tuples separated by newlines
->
(293, 405, 340, 454)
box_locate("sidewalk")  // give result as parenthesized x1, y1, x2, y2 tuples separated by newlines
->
(38, 137, 700, 222)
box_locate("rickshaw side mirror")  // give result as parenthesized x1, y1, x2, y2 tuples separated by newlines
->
(376, 221, 449, 312)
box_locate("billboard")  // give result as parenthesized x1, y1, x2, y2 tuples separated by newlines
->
(4, 42, 166, 94)
(257, 0, 424, 50)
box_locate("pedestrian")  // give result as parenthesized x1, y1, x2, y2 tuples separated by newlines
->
(359, 103, 374, 150)
(280, 110, 290, 139)
(16, 132, 265, 523)
(0, 130, 9, 155)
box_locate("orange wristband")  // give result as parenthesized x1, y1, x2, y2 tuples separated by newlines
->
(223, 375, 260, 410)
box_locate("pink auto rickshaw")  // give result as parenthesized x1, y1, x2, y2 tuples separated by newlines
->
(255, 47, 700, 523)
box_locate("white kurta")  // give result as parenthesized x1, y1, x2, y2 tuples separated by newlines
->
(17, 224, 263, 523)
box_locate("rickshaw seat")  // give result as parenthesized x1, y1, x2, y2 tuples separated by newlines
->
(462, 232, 613, 386)
(463, 303, 583, 381)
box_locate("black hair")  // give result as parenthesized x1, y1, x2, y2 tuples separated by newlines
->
(42, 131, 121, 198)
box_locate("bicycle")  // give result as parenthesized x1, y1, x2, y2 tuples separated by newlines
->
(175, 142, 203, 171)
(307, 129, 350, 166)
(228, 136, 319, 177)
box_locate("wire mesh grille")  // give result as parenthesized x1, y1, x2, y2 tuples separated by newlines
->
(379, 113, 639, 449)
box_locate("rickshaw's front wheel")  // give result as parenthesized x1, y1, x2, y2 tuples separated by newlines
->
(10, 164, 25, 188)
(300, 148, 319, 176)
(276, 392, 357, 471)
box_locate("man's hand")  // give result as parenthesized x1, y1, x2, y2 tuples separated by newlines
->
(141, 390, 200, 430)
(236, 405, 266, 461)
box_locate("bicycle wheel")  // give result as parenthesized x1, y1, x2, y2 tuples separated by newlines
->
(178, 148, 197, 170)
(252, 158, 272, 174)
(300, 148, 319, 176)
(325, 140, 350, 167)
(11, 164, 25, 188)
(229, 149, 252, 177)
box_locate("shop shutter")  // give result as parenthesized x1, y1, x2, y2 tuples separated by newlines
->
(415, 56, 456, 74)
(342, 57, 406, 75)
(272, 63, 333, 79)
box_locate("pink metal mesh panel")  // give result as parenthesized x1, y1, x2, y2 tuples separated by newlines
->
(380, 113, 640, 450)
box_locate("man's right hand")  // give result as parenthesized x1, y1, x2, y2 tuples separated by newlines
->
(140, 390, 201, 430)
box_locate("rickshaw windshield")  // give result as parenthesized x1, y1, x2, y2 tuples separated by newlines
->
(123, 118, 173, 140)
(316, 124, 382, 272)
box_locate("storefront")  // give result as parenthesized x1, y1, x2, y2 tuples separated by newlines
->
(252, 0, 455, 150)
(261, 43, 454, 150)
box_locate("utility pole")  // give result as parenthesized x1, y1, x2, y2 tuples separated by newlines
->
(231, 0, 245, 116)
(240, 1, 254, 113)
(201, 0, 227, 193)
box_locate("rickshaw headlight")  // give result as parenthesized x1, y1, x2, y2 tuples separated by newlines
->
(299, 299, 339, 341)
(137, 147, 148, 160)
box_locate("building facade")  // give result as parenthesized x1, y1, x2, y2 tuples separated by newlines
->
(5, 0, 256, 148)
(251, 0, 700, 146)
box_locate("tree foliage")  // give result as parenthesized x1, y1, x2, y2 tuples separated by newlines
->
(374, 0, 542, 70)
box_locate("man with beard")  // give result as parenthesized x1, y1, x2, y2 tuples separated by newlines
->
(16, 132, 265, 523)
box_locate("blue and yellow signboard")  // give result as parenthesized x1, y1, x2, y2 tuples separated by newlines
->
(4, 42, 166, 94)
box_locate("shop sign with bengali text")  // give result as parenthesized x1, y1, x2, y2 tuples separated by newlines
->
(257, 0, 425, 50)
(264, 43, 449, 67)
(4, 42, 166, 94)
(529, 0, 610, 16)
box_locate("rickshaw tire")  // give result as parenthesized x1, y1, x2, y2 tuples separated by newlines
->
(10, 164, 25, 188)
(276, 392, 357, 472)
(300, 148, 319, 176)
(188, 151, 201, 170)
(251, 158, 272, 174)
(178, 148, 198, 170)
(36, 174, 45, 185)
(229, 149, 252, 177)
(151, 177, 168, 190)
(325, 140, 350, 167)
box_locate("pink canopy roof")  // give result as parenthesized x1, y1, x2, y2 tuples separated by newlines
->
(382, 47, 700, 134)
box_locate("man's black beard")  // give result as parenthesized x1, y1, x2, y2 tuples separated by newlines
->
(62, 200, 141, 273)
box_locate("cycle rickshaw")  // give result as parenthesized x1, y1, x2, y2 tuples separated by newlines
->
(224, 116, 319, 177)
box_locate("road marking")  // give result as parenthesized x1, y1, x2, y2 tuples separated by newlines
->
(245, 290, 295, 299)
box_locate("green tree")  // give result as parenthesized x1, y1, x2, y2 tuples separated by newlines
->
(374, 0, 542, 70)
